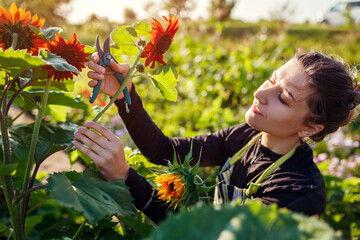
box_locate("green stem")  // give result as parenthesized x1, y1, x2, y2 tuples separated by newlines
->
(13, 185, 46, 204)
(20, 77, 51, 220)
(1, 177, 24, 240)
(64, 42, 148, 153)
(72, 219, 86, 240)
(0, 74, 23, 239)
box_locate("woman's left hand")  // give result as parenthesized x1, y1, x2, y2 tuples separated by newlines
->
(72, 121, 130, 181)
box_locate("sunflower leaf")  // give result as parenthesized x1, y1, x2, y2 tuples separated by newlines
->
(150, 65, 179, 102)
(9, 122, 79, 163)
(29, 26, 62, 41)
(26, 77, 75, 92)
(46, 171, 135, 226)
(21, 90, 87, 111)
(110, 26, 138, 56)
(146, 201, 339, 240)
(0, 163, 18, 176)
(183, 140, 193, 169)
(132, 21, 151, 38)
(0, 48, 45, 78)
(40, 50, 79, 74)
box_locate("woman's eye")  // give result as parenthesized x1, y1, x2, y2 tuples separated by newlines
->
(279, 95, 288, 105)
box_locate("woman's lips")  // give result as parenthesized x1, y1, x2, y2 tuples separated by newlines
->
(251, 105, 263, 116)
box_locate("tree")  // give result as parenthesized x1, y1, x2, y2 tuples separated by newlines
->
(209, 0, 238, 22)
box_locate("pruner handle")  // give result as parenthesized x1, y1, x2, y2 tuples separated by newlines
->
(115, 72, 132, 106)
(89, 80, 102, 103)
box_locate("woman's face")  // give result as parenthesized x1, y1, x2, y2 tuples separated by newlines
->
(245, 59, 314, 139)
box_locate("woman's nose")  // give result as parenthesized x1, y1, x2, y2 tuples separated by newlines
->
(254, 88, 267, 105)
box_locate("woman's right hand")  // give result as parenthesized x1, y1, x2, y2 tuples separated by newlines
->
(87, 53, 133, 100)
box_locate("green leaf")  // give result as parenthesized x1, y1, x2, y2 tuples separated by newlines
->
(151, 65, 179, 102)
(146, 201, 340, 240)
(118, 216, 155, 236)
(22, 90, 87, 110)
(0, 48, 45, 78)
(133, 21, 151, 37)
(0, 70, 6, 85)
(46, 105, 68, 122)
(0, 222, 8, 233)
(29, 26, 62, 41)
(85, 45, 95, 54)
(69, 149, 93, 166)
(0, 163, 18, 176)
(110, 26, 138, 56)
(9, 122, 79, 163)
(24, 215, 42, 238)
(46, 171, 135, 226)
(40, 50, 79, 74)
(27, 78, 75, 92)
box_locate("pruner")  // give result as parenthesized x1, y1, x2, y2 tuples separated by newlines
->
(90, 35, 131, 112)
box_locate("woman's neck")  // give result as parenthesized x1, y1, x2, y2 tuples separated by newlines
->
(261, 133, 300, 155)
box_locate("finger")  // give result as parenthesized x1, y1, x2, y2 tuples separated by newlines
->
(88, 61, 106, 74)
(87, 71, 104, 81)
(74, 130, 104, 155)
(85, 121, 118, 142)
(91, 52, 100, 63)
(110, 61, 130, 76)
(77, 126, 110, 148)
(88, 79, 99, 88)
(72, 140, 100, 161)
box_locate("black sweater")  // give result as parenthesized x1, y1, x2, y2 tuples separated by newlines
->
(115, 85, 326, 224)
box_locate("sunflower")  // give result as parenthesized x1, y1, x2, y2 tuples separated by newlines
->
(154, 173, 185, 205)
(42, 33, 89, 82)
(0, 3, 46, 54)
(141, 15, 179, 68)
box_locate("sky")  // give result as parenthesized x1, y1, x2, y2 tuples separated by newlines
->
(63, 0, 337, 24)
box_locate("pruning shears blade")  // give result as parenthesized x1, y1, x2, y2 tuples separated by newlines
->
(103, 37, 110, 54)
(95, 35, 103, 58)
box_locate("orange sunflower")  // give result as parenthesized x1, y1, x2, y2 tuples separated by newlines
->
(43, 33, 89, 82)
(154, 173, 185, 205)
(0, 3, 46, 54)
(141, 15, 179, 68)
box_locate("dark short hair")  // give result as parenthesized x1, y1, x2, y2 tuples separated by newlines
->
(294, 50, 360, 142)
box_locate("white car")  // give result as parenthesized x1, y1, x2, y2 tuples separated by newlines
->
(318, 0, 360, 25)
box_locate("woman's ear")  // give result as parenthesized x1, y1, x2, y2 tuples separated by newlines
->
(298, 124, 324, 138)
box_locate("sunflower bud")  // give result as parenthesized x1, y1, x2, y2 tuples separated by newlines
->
(136, 63, 145, 73)
(34, 95, 41, 102)
(138, 39, 146, 47)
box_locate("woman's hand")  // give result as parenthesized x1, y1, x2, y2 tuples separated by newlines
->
(73, 121, 130, 181)
(87, 53, 133, 100)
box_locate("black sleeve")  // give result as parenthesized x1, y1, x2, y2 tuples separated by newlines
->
(115, 85, 232, 167)
(124, 168, 177, 224)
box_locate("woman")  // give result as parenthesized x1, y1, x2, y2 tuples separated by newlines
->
(73, 51, 360, 224)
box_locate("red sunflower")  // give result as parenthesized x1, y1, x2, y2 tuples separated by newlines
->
(43, 33, 89, 82)
(0, 3, 46, 54)
(141, 15, 179, 68)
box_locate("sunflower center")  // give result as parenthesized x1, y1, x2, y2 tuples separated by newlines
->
(156, 34, 172, 54)
(169, 182, 175, 192)
(0, 23, 35, 50)
(60, 50, 76, 63)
